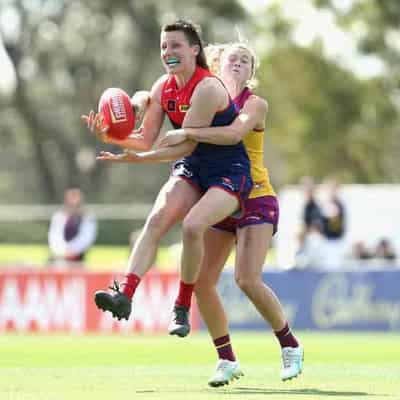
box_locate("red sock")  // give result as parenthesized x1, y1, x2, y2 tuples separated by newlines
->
(175, 280, 195, 309)
(213, 334, 236, 362)
(274, 322, 299, 348)
(122, 273, 141, 300)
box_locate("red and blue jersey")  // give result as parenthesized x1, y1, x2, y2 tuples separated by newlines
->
(161, 66, 248, 164)
(161, 66, 253, 209)
(161, 66, 212, 128)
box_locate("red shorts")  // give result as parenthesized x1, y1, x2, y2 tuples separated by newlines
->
(213, 195, 279, 234)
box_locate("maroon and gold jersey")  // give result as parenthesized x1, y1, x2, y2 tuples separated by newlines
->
(233, 87, 275, 198)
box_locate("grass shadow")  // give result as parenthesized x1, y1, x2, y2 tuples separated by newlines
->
(223, 387, 390, 397)
(135, 387, 389, 397)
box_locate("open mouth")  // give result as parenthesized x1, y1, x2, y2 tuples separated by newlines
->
(166, 57, 180, 66)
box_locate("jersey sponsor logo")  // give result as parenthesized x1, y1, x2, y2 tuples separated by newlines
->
(167, 100, 176, 112)
(221, 177, 235, 191)
(269, 210, 276, 218)
(179, 104, 190, 112)
(173, 163, 193, 178)
(246, 215, 262, 221)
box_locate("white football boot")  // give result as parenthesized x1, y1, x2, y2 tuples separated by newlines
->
(208, 359, 244, 387)
(281, 345, 304, 381)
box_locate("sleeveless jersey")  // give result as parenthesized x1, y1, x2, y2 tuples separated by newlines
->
(161, 66, 249, 167)
(233, 87, 275, 199)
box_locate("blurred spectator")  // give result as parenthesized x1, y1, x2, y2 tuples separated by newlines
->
(296, 177, 347, 270)
(320, 179, 347, 269)
(374, 238, 396, 261)
(48, 188, 97, 266)
(295, 177, 325, 269)
(295, 220, 327, 268)
(322, 180, 346, 240)
(352, 241, 373, 260)
(300, 176, 324, 233)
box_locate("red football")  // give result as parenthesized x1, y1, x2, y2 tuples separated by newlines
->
(98, 87, 136, 140)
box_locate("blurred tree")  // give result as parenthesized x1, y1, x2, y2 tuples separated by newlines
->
(310, 0, 400, 181)
(313, 0, 399, 80)
(0, 0, 398, 207)
(251, 2, 398, 185)
(258, 44, 397, 184)
(0, 0, 247, 203)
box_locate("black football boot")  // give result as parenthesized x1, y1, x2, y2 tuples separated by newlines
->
(94, 280, 132, 321)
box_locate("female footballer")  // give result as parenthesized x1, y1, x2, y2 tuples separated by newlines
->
(159, 42, 303, 385)
(83, 20, 252, 339)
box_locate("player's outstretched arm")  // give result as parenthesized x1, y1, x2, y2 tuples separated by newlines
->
(82, 78, 166, 151)
(118, 78, 167, 150)
(131, 90, 151, 124)
(97, 140, 196, 164)
(187, 96, 267, 144)
(81, 108, 152, 149)
(81, 111, 111, 144)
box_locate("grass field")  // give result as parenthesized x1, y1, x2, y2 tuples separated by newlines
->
(0, 244, 180, 271)
(0, 331, 399, 400)
(0, 243, 268, 272)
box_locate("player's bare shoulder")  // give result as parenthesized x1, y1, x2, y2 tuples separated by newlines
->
(195, 76, 226, 100)
(191, 76, 228, 112)
(241, 94, 268, 129)
(244, 94, 268, 116)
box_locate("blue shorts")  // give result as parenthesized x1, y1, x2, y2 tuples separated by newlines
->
(171, 159, 252, 215)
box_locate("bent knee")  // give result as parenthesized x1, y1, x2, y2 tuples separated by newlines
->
(182, 218, 207, 240)
(194, 278, 218, 300)
(235, 274, 260, 293)
(195, 276, 215, 292)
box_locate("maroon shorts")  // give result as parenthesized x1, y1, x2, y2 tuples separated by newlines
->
(213, 195, 279, 234)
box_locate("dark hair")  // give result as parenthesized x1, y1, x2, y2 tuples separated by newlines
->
(162, 20, 208, 69)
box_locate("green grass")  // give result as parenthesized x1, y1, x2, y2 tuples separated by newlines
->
(0, 332, 399, 400)
(0, 243, 273, 272)
(0, 244, 180, 272)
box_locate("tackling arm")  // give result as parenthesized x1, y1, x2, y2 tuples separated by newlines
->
(97, 77, 229, 164)
(158, 83, 267, 148)
(185, 96, 268, 144)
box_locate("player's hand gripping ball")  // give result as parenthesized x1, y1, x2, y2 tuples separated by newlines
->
(98, 88, 136, 140)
